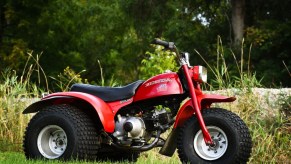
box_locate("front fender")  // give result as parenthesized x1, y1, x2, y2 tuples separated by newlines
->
(23, 92, 115, 133)
(173, 94, 236, 128)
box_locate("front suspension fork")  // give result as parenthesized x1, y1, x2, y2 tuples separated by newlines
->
(182, 65, 213, 145)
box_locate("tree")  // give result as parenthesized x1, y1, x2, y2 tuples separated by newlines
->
(0, 0, 290, 87)
(231, 0, 245, 47)
(244, 0, 291, 86)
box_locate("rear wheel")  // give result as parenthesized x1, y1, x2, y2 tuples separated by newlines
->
(177, 108, 252, 164)
(37, 125, 68, 159)
(23, 104, 100, 160)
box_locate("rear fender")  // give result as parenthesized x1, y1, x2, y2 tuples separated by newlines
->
(173, 94, 236, 128)
(23, 92, 115, 133)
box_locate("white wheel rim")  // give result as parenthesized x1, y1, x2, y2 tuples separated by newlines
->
(193, 126, 228, 161)
(37, 125, 67, 159)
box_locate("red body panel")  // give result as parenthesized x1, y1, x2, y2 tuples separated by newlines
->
(42, 92, 115, 133)
(173, 94, 236, 128)
(108, 98, 133, 114)
(196, 94, 236, 109)
(133, 72, 183, 102)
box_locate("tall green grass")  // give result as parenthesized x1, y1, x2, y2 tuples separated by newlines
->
(0, 69, 39, 151)
(196, 36, 262, 90)
(0, 52, 46, 151)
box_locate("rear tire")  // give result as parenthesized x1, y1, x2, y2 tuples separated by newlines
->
(177, 108, 252, 164)
(23, 104, 100, 160)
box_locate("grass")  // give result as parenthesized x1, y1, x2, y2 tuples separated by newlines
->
(0, 152, 112, 164)
(0, 69, 38, 152)
(0, 150, 180, 164)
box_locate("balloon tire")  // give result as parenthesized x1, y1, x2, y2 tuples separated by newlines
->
(177, 108, 252, 164)
(23, 104, 99, 160)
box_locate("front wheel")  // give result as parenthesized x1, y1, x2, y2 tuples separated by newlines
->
(177, 108, 252, 164)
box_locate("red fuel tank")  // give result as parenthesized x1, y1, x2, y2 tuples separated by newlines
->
(134, 72, 184, 102)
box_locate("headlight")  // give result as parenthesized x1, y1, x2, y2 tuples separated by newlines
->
(199, 66, 207, 82)
(183, 52, 190, 66)
(192, 66, 207, 83)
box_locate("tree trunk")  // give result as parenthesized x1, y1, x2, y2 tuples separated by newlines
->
(231, 0, 245, 47)
(0, 3, 5, 47)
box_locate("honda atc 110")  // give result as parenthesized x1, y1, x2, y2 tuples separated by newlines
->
(23, 39, 252, 163)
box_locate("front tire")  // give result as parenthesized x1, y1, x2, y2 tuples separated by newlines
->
(23, 104, 100, 160)
(177, 108, 252, 164)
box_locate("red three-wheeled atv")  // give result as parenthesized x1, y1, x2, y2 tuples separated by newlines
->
(23, 39, 252, 163)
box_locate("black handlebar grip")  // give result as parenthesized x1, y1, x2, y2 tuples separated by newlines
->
(152, 38, 169, 47)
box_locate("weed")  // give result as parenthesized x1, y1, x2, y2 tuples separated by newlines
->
(49, 66, 88, 91)
(0, 69, 39, 151)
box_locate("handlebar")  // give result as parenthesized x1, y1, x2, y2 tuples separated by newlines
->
(152, 39, 175, 49)
(151, 38, 189, 66)
(152, 39, 169, 47)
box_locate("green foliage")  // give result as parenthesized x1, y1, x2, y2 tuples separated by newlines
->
(0, 0, 290, 87)
(139, 45, 178, 79)
(242, 0, 291, 87)
(0, 39, 28, 71)
(245, 27, 274, 47)
(49, 66, 87, 92)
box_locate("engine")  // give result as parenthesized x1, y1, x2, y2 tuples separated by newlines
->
(112, 108, 173, 146)
(113, 115, 146, 145)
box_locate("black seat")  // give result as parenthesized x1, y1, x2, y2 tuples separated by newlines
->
(70, 80, 144, 102)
